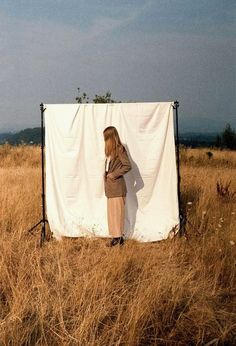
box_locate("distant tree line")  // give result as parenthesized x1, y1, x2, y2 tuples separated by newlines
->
(0, 127, 43, 146)
(179, 123, 236, 149)
(1, 123, 235, 149)
(215, 123, 236, 150)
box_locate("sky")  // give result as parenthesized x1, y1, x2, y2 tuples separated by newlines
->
(0, 0, 235, 133)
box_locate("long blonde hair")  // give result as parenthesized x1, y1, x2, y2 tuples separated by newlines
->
(103, 126, 123, 158)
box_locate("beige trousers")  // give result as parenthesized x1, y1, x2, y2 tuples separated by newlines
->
(107, 196, 126, 237)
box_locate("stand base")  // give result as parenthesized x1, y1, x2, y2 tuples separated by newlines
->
(27, 219, 49, 247)
(179, 213, 186, 237)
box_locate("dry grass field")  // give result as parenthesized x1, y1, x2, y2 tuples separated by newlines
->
(0, 144, 235, 345)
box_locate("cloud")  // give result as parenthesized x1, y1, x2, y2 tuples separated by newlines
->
(0, 0, 235, 132)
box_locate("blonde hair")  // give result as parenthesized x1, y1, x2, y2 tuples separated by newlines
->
(103, 126, 123, 158)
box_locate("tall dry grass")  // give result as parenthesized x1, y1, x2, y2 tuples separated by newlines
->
(0, 144, 235, 345)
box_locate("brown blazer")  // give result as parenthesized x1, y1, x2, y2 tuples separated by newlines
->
(104, 145, 132, 198)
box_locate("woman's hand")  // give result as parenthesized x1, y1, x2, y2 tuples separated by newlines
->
(106, 172, 116, 181)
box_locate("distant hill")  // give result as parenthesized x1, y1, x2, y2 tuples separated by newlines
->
(0, 127, 221, 147)
(0, 132, 15, 141)
(0, 128, 43, 145)
(180, 115, 236, 133)
(179, 132, 219, 147)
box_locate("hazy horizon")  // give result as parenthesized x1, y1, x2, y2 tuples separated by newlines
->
(1, 117, 235, 135)
(0, 1, 235, 133)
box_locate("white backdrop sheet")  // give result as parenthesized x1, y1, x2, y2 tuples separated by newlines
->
(44, 102, 179, 242)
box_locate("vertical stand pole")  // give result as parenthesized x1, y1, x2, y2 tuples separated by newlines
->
(40, 103, 47, 246)
(27, 103, 48, 246)
(173, 100, 184, 236)
(174, 101, 180, 208)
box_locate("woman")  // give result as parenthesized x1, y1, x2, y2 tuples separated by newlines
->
(103, 126, 132, 247)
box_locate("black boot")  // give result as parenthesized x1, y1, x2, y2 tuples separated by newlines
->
(107, 236, 124, 247)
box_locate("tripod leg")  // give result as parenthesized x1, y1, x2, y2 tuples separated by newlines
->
(28, 220, 42, 234)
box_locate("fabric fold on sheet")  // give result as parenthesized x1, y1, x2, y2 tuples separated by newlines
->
(44, 102, 179, 241)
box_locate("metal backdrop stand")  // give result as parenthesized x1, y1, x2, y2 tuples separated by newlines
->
(172, 100, 185, 236)
(27, 103, 48, 246)
(27, 101, 184, 245)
